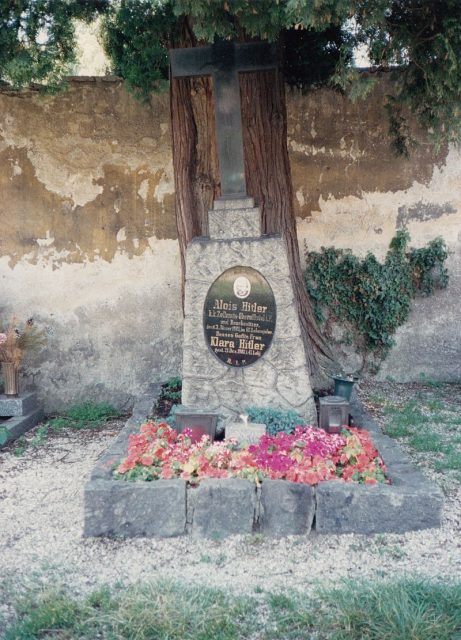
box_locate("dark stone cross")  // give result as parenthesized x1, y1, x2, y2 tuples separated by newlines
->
(170, 41, 276, 199)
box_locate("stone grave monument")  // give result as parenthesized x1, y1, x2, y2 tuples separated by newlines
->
(83, 41, 444, 541)
(170, 41, 316, 426)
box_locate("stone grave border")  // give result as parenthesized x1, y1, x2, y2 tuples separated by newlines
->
(84, 387, 443, 538)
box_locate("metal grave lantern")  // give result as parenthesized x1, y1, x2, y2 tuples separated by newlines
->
(319, 396, 350, 434)
(174, 409, 219, 443)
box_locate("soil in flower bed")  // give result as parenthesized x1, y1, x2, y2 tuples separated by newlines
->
(114, 421, 388, 486)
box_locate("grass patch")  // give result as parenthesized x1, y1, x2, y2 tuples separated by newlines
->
(426, 399, 445, 412)
(4, 581, 255, 640)
(384, 421, 415, 438)
(379, 392, 461, 483)
(435, 452, 461, 472)
(366, 393, 387, 406)
(318, 578, 461, 640)
(3, 578, 461, 640)
(408, 431, 446, 453)
(384, 400, 428, 425)
(48, 402, 122, 431)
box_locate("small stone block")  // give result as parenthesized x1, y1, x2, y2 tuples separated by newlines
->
(0, 406, 44, 448)
(260, 480, 316, 537)
(191, 478, 256, 538)
(84, 479, 187, 537)
(208, 208, 261, 239)
(225, 422, 266, 445)
(315, 481, 443, 534)
(0, 392, 38, 417)
(213, 197, 254, 210)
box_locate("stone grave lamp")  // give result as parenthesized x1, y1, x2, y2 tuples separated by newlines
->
(319, 396, 350, 434)
(174, 408, 219, 443)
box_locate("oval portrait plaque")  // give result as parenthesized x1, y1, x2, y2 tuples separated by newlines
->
(203, 266, 276, 367)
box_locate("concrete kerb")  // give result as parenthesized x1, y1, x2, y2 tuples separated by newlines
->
(84, 395, 444, 538)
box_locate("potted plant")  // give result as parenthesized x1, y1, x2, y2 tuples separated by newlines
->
(0, 318, 46, 396)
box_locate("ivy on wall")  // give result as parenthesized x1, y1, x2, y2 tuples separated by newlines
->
(304, 230, 449, 355)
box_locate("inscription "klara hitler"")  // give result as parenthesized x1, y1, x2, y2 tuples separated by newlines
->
(210, 336, 264, 351)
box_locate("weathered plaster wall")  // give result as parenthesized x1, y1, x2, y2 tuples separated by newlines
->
(0, 78, 182, 410)
(0, 78, 460, 411)
(287, 82, 461, 380)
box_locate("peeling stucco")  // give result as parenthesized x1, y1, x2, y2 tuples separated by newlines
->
(287, 81, 449, 223)
(296, 146, 461, 260)
(396, 201, 457, 229)
(0, 79, 175, 267)
(0, 78, 460, 408)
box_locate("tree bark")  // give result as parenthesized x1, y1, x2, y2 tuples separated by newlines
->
(169, 33, 333, 385)
(239, 68, 333, 382)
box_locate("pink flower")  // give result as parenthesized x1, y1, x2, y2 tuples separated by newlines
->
(114, 421, 388, 487)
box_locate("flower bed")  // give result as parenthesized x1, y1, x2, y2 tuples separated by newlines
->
(114, 422, 388, 486)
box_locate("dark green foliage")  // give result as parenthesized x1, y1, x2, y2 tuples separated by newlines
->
(380, 1, 461, 153)
(245, 406, 302, 436)
(408, 237, 449, 295)
(172, 0, 287, 42)
(154, 377, 182, 419)
(282, 26, 352, 90)
(334, 0, 461, 153)
(165, 403, 184, 428)
(2, 1, 461, 152)
(161, 376, 182, 403)
(0, 0, 108, 88)
(304, 230, 449, 353)
(101, 0, 177, 101)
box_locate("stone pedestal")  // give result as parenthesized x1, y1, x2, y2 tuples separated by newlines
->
(182, 198, 317, 425)
(0, 392, 44, 448)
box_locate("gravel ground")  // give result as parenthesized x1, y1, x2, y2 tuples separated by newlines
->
(1, 382, 460, 623)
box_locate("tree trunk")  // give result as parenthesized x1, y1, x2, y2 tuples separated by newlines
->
(169, 35, 333, 385)
(239, 68, 333, 382)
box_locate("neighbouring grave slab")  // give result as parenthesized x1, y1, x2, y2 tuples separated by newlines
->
(0, 392, 38, 417)
(84, 397, 443, 539)
(0, 392, 44, 449)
